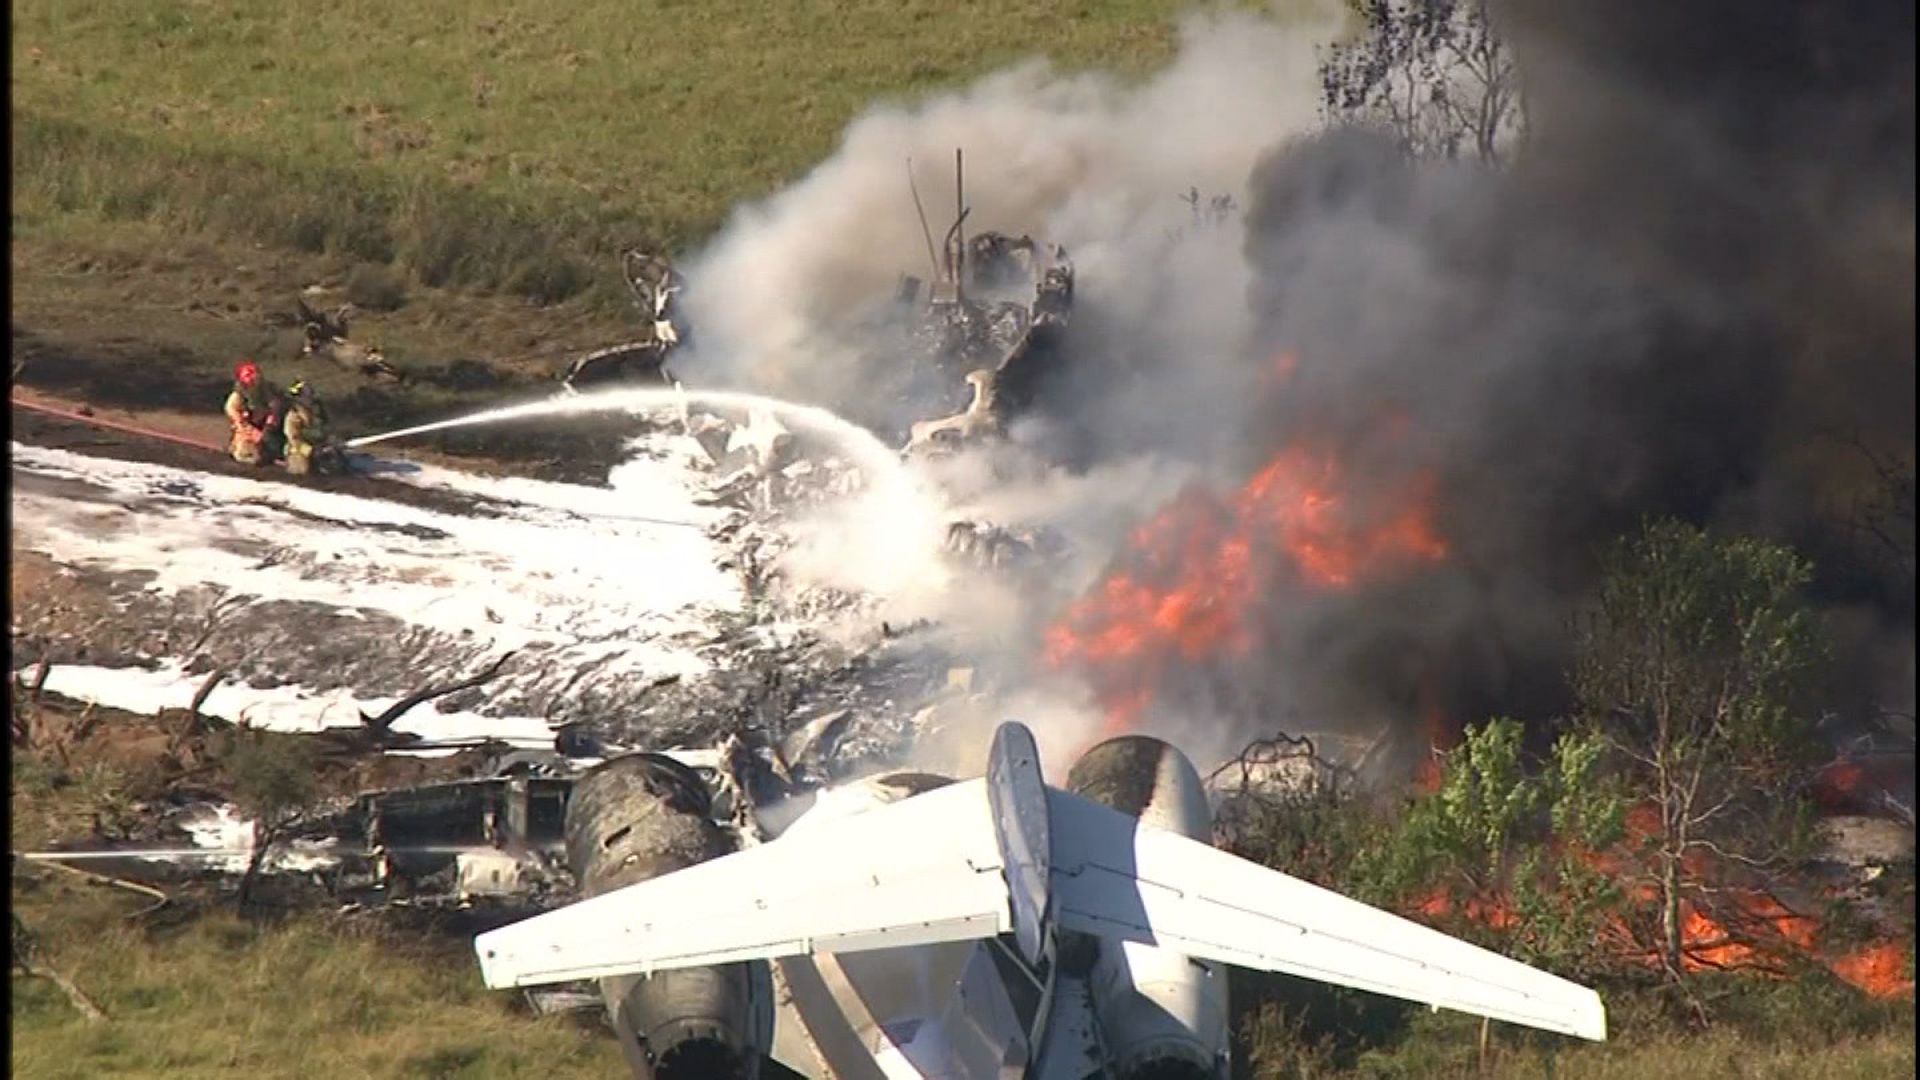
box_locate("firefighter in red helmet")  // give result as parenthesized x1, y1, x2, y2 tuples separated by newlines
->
(224, 359, 284, 466)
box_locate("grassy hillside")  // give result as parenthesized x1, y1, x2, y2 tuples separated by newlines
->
(12, 0, 1212, 305)
(11, 0, 1245, 434)
(13, 869, 1913, 1080)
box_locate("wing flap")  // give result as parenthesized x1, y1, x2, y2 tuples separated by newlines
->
(477, 778, 1010, 988)
(1046, 789, 1607, 1041)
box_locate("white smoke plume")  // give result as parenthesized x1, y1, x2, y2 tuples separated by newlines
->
(679, 5, 1340, 427)
(661, 8, 1373, 770)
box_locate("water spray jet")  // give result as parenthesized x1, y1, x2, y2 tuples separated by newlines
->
(346, 387, 956, 602)
(346, 387, 901, 487)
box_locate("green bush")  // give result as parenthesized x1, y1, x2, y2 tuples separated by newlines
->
(1339, 718, 1627, 979)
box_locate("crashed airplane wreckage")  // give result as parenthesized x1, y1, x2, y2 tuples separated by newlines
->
(559, 150, 1077, 459)
(893, 153, 1076, 458)
(476, 721, 1606, 1080)
(47, 678, 1595, 1078)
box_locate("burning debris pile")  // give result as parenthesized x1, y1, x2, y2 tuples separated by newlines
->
(895, 236, 1076, 458)
(554, 151, 1080, 465)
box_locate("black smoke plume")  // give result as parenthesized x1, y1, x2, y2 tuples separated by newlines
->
(1179, 1, 1910, 745)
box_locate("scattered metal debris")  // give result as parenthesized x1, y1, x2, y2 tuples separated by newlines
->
(561, 251, 684, 392)
(294, 297, 404, 384)
(558, 152, 1078, 453)
(942, 518, 1066, 572)
(894, 226, 1075, 454)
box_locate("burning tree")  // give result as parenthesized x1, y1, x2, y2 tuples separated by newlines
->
(1571, 520, 1825, 979)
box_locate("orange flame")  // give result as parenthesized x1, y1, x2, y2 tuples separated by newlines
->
(1415, 890, 1518, 930)
(1046, 446, 1448, 733)
(1813, 761, 1869, 811)
(1831, 943, 1916, 998)
(1412, 675, 1460, 794)
(1424, 822, 1912, 999)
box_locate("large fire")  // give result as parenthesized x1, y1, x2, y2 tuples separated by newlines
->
(1414, 803, 1914, 999)
(1044, 441, 1448, 734)
(1042, 352, 1913, 1003)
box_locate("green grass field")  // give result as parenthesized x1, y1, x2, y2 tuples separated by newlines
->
(13, 0, 1219, 304)
(11, 0, 1247, 434)
(12, 873, 627, 1080)
(14, 865, 1911, 1080)
(13, 870, 1912, 1080)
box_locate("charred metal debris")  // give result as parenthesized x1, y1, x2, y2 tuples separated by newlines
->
(561, 251, 686, 392)
(290, 295, 405, 384)
(558, 149, 1078, 453)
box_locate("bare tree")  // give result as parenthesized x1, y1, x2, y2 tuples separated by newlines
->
(1842, 437, 1916, 597)
(1321, 0, 1527, 164)
(1572, 520, 1825, 977)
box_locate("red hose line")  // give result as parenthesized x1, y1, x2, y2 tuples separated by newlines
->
(10, 393, 228, 455)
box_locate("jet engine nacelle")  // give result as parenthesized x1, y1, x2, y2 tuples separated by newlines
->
(565, 754, 774, 1080)
(1065, 736, 1230, 1080)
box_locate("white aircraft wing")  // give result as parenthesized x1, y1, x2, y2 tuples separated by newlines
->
(475, 778, 1010, 989)
(1045, 788, 1608, 1042)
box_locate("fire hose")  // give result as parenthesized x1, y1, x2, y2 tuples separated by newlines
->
(10, 392, 228, 455)
(12, 389, 711, 529)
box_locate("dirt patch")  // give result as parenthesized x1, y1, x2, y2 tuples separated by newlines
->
(9, 553, 144, 664)
(12, 325, 220, 415)
(9, 224, 639, 390)
(7, 222, 683, 488)
(13, 370, 673, 489)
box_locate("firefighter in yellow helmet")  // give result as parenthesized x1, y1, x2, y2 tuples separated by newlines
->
(281, 378, 335, 476)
